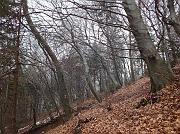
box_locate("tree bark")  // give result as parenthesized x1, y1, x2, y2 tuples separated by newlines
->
(22, 0, 72, 117)
(122, 0, 174, 92)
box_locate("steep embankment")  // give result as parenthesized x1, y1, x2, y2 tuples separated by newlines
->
(21, 64, 180, 134)
(45, 65, 180, 134)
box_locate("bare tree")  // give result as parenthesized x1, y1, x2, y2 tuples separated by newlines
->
(122, 0, 174, 92)
(61, 16, 102, 102)
(22, 0, 72, 118)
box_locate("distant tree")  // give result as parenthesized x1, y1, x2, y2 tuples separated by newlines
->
(154, 0, 180, 65)
(72, 44, 102, 102)
(60, 17, 102, 102)
(167, 0, 180, 37)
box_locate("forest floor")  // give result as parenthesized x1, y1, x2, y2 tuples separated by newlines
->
(20, 64, 180, 134)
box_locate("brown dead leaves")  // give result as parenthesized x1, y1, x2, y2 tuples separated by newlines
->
(46, 77, 180, 134)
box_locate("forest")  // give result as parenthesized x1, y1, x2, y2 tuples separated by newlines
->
(0, 0, 179, 134)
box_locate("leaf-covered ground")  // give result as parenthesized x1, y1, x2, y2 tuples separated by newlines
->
(45, 66, 180, 134)
(20, 64, 180, 134)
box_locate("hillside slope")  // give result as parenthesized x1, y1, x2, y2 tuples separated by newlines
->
(20, 64, 180, 134)
(45, 74, 180, 134)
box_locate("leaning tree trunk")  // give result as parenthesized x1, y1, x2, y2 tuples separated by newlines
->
(81, 54, 102, 103)
(72, 44, 102, 103)
(23, 0, 72, 117)
(122, 0, 174, 93)
(87, 44, 121, 88)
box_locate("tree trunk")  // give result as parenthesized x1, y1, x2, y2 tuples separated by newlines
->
(11, 13, 21, 133)
(129, 32, 135, 81)
(165, 24, 179, 65)
(88, 44, 121, 88)
(73, 45, 102, 103)
(109, 43, 122, 86)
(23, 0, 72, 117)
(104, 29, 122, 86)
(122, 0, 174, 92)
(163, 41, 173, 73)
(41, 68, 61, 116)
(32, 107, 36, 127)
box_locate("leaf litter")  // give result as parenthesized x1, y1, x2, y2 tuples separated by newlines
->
(27, 64, 180, 134)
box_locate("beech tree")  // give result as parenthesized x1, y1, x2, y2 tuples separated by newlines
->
(22, 0, 72, 118)
(122, 0, 174, 92)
